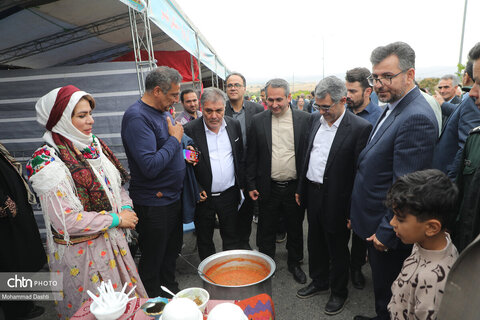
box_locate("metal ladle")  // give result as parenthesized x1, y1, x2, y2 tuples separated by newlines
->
(178, 253, 217, 284)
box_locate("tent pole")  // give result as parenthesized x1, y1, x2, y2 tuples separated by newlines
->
(195, 33, 203, 92)
(215, 57, 219, 88)
(190, 54, 196, 91)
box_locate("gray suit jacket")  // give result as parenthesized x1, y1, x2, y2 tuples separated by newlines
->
(225, 100, 264, 140)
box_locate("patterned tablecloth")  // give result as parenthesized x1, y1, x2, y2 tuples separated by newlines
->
(71, 293, 274, 320)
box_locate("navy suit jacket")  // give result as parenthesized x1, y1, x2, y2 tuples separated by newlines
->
(433, 94, 480, 179)
(350, 87, 438, 249)
(441, 95, 462, 119)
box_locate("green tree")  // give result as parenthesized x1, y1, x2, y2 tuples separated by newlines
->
(456, 63, 466, 80)
(418, 78, 440, 95)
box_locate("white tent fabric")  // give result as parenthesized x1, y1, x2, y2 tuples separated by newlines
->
(0, 0, 229, 79)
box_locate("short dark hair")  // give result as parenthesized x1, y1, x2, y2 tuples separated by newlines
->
(468, 42, 480, 61)
(465, 60, 473, 78)
(226, 72, 246, 86)
(370, 41, 415, 70)
(180, 89, 196, 103)
(345, 67, 372, 91)
(145, 66, 182, 93)
(385, 169, 458, 229)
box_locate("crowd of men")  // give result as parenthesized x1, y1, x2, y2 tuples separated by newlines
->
(120, 41, 480, 319)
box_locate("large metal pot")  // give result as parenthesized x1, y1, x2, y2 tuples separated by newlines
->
(198, 250, 276, 300)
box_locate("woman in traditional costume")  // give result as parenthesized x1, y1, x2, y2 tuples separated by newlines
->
(27, 85, 147, 319)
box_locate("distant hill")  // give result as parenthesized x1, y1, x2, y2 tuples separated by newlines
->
(247, 82, 316, 95)
(246, 65, 457, 91)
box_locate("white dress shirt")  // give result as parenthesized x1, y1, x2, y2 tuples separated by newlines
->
(204, 119, 235, 193)
(306, 109, 346, 184)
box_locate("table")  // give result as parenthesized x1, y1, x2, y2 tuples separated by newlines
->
(71, 293, 274, 320)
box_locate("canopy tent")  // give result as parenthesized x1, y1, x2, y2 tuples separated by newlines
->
(112, 50, 200, 83)
(0, 0, 231, 241)
(0, 0, 229, 89)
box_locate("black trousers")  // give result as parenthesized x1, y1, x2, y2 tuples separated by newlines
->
(367, 242, 411, 320)
(258, 180, 304, 267)
(306, 181, 350, 298)
(236, 191, 254, 248)
(134, 200, 183, 298)
(195, 186, 240, 260)
(350, 231, 368, 270)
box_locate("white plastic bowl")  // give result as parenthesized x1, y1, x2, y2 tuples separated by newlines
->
(174, 287, 209, 313)
(90, 292, 127, 320)
(207, 303, 248, 320)
(161, 298, 203, 320)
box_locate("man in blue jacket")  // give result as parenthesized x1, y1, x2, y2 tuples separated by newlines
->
(433, 59, 480, 180)
(121, 66, 185, 298)
(350, 42, 438, 320)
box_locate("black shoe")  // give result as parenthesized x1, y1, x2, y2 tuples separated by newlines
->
(288, 265, 307, 284)
(325, 295, 347, 315)
(296, 281, 329, 299)
(276, 232, 287, 243)
(353, 316, 373, 320)
(351, 269, 365, 289)
(18, 305, 45, 320)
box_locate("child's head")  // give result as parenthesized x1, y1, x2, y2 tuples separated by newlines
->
(386, 169, 458, 244)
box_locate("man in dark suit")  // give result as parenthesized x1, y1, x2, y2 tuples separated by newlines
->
(184, 87, 244, 260)
(433, 60, 480, 180)
(224, 72, 264, 250)
(294, 76, 372, 315)
(434, 74, 462, 121)
(345, 67, 383, 290)
(247, 78, 310, 284)
(350, 42, 438, 320)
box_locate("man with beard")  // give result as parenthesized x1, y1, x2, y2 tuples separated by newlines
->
(346, 67, 383, 126)
(350, 42, 438, 320)
(175, 89, 202, 125)
(344, 67, 383, 291)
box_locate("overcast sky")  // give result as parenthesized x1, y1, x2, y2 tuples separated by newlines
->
(174, 0, 479, 83)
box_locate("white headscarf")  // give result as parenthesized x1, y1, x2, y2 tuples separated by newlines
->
(35, 87, 94, 150)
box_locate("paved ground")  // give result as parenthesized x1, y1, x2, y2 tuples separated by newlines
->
(34, 218, 376, 320)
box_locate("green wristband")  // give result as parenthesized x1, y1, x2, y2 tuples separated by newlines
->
(109, 213, 120, 228)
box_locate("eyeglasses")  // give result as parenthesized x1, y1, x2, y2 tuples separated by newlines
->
(367, 70, 406, 86)
(313, 102, 336, 111)
(226, 83, 244, 89)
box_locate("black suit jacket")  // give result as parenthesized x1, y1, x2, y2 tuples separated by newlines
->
(246, 107, 310, 198)
(184, 116, 244, 196)
(225, 100, 264, 140)
(297, 110, 372, 231)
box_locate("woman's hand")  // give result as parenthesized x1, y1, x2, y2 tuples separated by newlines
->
(118, 209, 138, 229)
